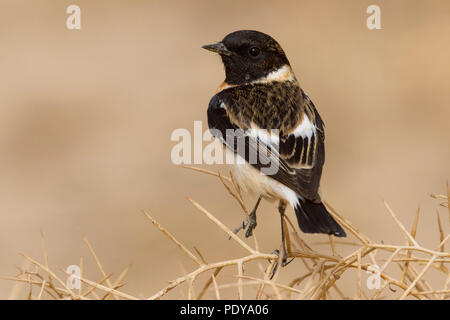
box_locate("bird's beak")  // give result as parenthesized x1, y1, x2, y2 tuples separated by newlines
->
(202, 42, 231, 56)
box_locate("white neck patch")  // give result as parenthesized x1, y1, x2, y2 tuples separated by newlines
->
(253, 65, 295, 84)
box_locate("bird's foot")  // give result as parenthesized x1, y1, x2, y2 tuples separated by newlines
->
(230, 219, 249, 239)
(244, 211, 257, 238)
(229, 210, 257, 239)
(269, 249, 294, 279)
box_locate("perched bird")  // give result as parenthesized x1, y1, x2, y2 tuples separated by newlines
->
(203, 30, 346, 266)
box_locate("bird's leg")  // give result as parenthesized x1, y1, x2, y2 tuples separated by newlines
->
(269, 201, 295, 278)
(245, 196, 262, 238)
(231, 196, 262, 238)
(278, 200, 294, 267)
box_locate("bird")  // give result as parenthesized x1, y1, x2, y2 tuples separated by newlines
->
(203, 30, 346, 266)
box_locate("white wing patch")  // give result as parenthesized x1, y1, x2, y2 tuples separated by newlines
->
(293, 115, 316, 139)
(247, 123, 280, 146)
(245, 123, 295, 175)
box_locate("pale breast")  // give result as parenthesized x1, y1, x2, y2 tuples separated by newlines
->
(229, 150, 300, 207)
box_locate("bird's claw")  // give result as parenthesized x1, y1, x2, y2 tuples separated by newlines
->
(244, 215, 257, 238)
(229, 219, 249, 239)
(229, 210, 257, 239)
(269, 248, 294, 279)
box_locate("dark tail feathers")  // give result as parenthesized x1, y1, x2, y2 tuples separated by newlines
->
(294, 198, 346, 237)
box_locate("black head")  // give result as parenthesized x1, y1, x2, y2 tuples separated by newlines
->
(203, 30, 291, 85)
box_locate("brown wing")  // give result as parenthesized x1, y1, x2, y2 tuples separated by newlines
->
(208, 85, 325, 202)
(279, 92, 325, 202)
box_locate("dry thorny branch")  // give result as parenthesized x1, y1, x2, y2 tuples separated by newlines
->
(5, 168, 450, 300)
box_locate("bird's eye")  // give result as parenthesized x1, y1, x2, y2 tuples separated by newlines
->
(248, 46, 261, 57)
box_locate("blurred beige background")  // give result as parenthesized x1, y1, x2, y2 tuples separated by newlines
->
(0, 0, 449, 299)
